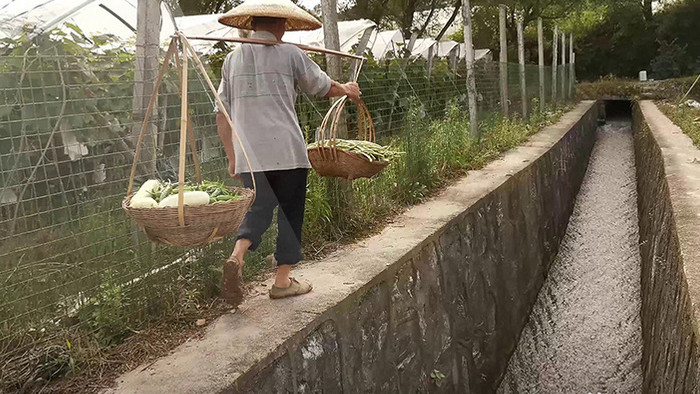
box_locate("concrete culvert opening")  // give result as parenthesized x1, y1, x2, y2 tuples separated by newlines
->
(499, 99, 643, 393)
(604, 99, 633, 120)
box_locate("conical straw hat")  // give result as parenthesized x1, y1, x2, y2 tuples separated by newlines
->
(219, 0, 322, 31)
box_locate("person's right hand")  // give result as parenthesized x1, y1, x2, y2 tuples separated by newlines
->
(343, 82, 362, 102)
(228, 160, 239, 180)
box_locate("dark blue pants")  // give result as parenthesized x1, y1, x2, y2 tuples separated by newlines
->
(237, 169, 308, 266)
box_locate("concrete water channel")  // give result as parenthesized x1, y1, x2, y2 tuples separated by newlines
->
(499, 106, 644, 393)
(109, 101, 700, 394)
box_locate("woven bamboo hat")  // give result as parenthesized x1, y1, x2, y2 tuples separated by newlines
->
(218, 0, 322, 31)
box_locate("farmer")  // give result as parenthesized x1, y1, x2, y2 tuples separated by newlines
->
(215, 0, 361, 304)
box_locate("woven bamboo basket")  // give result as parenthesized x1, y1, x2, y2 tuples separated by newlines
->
(308, 79, 389, 180)
(123, 34, 256, 247)
(122, 187, 254, 247)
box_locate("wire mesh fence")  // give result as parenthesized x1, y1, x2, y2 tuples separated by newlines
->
(0, 32, 575, 390)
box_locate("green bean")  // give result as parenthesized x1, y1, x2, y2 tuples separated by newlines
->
(309, 139, 402, 162)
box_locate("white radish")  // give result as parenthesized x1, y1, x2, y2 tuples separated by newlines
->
(158, 191, 210, 208)
(135, 179, 161, 198)
(129, 196, 158, 208)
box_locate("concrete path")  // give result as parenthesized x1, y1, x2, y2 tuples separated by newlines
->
(498, 120, 643, 393)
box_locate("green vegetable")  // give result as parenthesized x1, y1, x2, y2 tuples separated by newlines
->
(308, 139, 402, 162)
(144, 180, 242, 204)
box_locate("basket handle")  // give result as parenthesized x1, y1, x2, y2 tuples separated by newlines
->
(176, 38, 189, 226)
(314, 58, 374, 159)
(127, 34, 257, 228)
(179, 33, 257, 203)
(173, 49, 203, 185)
(127, 38, 178, 197)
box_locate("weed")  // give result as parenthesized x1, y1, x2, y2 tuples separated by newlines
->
(658, 102, 700, 146)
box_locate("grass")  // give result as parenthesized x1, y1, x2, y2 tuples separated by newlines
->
(243, 99, 569, 282)
(576, 75, 699, 102)
(657, 102, 700, 147)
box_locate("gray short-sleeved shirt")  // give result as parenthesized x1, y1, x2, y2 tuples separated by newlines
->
(217, 30, 332, 173)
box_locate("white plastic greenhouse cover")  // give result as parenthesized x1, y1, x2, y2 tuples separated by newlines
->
(458, 44, 492, 62)
(437, 40, 459, 57)
(174, 13, 240, 53)
(369, 29, 403, 60)
(411, 38, 437, 59)
(0, 0, 176, 42)
(282, 19, 376, 53)
(0, 1, 491, 64)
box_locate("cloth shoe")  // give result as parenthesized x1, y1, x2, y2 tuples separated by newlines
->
(269, 277, 312, 299)
(222, 256, 244, 305)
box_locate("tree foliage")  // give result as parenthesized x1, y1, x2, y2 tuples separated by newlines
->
(341, 0, 454, 38)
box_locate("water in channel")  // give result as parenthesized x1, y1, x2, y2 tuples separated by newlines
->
(497, 120, 643, 393)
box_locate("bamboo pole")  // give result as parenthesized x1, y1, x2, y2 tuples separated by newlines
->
(186, 35, 365, 60)
(177, 42, 189, 227)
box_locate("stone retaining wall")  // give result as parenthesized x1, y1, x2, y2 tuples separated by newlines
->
(109, 103, 599, 394)
(236, 104, 598, 393)
(634, 101, 700, 394)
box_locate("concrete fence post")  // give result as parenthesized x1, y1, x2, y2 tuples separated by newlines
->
(426, 44, 435, 78)
(561, 31, 566, 101)
(499, 4, 509, 117)
(552, 24, 558, 103)
(569, 33, 575, 98)
(132, 0, 161, 177)
(463, 0, 479, 139)
(538, 17, 545, 112)
(449, 47, 458, 71)
(349, 26, 374, 81)
(517, 14, 527, 117)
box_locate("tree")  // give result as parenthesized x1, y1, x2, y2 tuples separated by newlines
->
(654, 0, 700, 75)
(173, 0, 240, 15)
(340, 0, 453, 39)
(564, 0, 656, 79)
